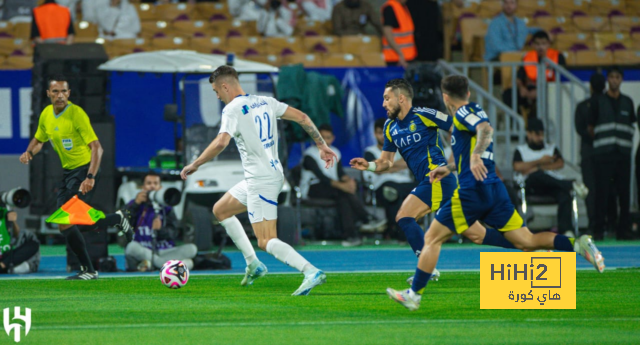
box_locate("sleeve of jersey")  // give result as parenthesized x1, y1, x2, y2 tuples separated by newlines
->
(455, 112, 488, 133)
(270, 98, 289, 118)
(417, 109, 452, 131)
(381, 121, 397, 152)
(74, 108, 99, 144)
(219, 108, 238, 135)
(34, 113, 48, 142)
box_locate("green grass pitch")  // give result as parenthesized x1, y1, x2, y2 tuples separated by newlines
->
(1, 270, 639, 344)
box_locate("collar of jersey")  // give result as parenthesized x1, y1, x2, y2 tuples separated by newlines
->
(53, 103, 71, 119)
(397, 109, 414, 123)
(234, 93, 249, 99)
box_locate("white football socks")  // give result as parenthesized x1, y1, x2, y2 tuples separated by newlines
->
(266, 238, 315, 274)
(220, 216, 256, 266)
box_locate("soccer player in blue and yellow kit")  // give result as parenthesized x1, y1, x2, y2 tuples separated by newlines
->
(350, 79, 516, 281)
(19, 75, 132, 280)
(387, 75, 605, 311)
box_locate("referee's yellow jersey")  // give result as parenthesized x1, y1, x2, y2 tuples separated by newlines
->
(34, 101, 98, 170)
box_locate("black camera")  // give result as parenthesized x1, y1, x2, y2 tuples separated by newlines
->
(147, 187, 181, 207)
(1, 188, 31, 209)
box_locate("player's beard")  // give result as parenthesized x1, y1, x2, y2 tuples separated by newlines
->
(387, 105, 401, 120)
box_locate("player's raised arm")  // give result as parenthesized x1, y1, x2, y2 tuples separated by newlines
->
(470, 122, 493, 181)
(281, 106, 337, 168)
(350, 150, 395, 173)
(180, 132, 232, 179)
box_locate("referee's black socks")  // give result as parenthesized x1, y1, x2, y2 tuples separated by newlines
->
(63, 226, 96, 272)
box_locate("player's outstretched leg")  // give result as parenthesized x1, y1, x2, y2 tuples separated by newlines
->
(504, 228, 605, 273)
(388, 220, 453, 311)
(254, 219, 326, 295)
(463, 222, 516, 249)
(214, 193, 267, 286)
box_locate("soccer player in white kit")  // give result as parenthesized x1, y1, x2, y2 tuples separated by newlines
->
(180, 66, 337, 295)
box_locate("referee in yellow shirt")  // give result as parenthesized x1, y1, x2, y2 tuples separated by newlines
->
(19, 75, 132, 280)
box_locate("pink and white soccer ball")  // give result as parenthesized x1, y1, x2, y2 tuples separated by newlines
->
(160, 260, 189, 289)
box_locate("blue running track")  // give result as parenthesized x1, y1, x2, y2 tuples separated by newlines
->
(2, 245, 638, 279)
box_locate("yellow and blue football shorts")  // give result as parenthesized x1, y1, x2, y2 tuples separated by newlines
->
(435, 181, 524, 234)
(410, 174, 457, 213)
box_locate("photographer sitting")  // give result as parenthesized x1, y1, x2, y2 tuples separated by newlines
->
(0, 205, 40, 274)
(124, 173, 197, 271)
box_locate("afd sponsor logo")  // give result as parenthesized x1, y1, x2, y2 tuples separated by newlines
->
(394, 133, 422, 148)
(3, 307, 31, 343)
(62, 138, 73, 151)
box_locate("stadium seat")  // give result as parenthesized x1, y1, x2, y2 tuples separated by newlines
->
(189, 36, 227, 54)
(477, 0, 502, 18)
(572, 16, 611, 32)
(135, 3, 158, 22)
(74, 21, 99, 39)
(572, 50, 614, 66)
(589, 0, 627, 17)
(303, 36, 340, 54)
(339, 35, 381, 55)
(0, 56, 6, 66)
(552, 0, 590, 17)
(140, 21, 173, 39)
(626, 0, 640, 15)
(3, 55, 33, 69)
(517, 0, 554, 18)
(554, 32, 594, 51)
(0, 22, 12, 37)
(0, 38, 31, 57)
(246, 54, 281, 66)
(358, 53, 386, 67)
(281, 53, 323, 67)
(11, 22, 30, 40)
(156, 3, 194, 21)
(613, 49, 640, 64)
(225, 19, 258, 37)
(296, 19, 331, 36)
(610, 16, 640, 32)
(227, 36, 263, 57)
(108, 38, 152, 56)
(195, 2, 231, 21)
(172, 20, 213, 37)
(594, 32, 632, 50)
(263, 37, 305, 55)
(460, 17, 489, 61)
(151, 36, 190, 50)
(534, 16, 576, 35)
(499, 51, 527, 91)
(322, 53, 360, 67)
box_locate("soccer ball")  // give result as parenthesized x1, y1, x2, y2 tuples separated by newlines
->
(160, 260, 189, 289)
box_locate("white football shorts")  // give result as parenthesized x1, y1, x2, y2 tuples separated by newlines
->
(228, 179, 283, 223)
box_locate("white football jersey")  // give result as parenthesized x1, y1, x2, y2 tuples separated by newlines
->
(219, 94, 288, 181)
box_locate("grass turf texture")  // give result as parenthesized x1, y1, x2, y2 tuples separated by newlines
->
(1, 270, 638, 344)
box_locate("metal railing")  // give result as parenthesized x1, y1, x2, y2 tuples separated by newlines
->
(537, 57, 590, 164)
(438, 60, 526, 172)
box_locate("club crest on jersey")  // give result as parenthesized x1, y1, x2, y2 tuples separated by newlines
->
(241, 105, 249, 115)
(62, 139, 73, 151)
(409, 122, 417, 132)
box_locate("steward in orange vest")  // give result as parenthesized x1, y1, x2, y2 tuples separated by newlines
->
(520, 30, 565, 83)
(30, 0, 75, 44)
(381, 0, 417, 66)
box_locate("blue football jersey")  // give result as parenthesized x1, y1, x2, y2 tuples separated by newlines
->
(451, 102, 501, 188)
(382, 107, 452, 182)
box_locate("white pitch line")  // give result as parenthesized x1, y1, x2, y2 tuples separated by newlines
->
(0, 267, 623, 281)
(31, 318, 640, 331)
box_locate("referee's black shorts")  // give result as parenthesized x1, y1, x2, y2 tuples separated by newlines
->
(56, 164, 99, 208)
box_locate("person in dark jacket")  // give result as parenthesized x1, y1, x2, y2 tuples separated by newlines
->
(587, 66, 636, 240)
